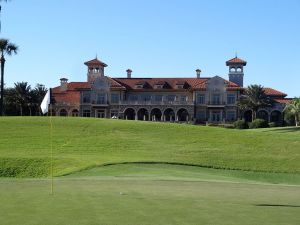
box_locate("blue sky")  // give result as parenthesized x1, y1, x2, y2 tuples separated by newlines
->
(1, 0, 300, 97)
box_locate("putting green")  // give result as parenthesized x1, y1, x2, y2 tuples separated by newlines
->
(1, 164, 299, 225)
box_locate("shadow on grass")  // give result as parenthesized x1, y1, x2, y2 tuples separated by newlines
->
(262, 127, 300, 133)
(255, 204, 300, 208)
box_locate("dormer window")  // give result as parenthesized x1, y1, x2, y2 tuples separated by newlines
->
(154, 84, 164, 89)
(135, 84, 144, 89)
(176, 81, 187, 89)
(135, 81, 149, 89)
(154, 81, 166, 89)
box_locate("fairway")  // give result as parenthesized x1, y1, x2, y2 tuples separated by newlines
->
(0, 117, 300, 224)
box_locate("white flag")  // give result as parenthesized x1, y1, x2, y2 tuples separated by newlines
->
(40, 89, 51, 114)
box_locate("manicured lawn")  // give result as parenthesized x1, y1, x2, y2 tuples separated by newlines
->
(1, 164, 300, 225)
(0, 117, 299, 177)
(0, 117, 299, 225)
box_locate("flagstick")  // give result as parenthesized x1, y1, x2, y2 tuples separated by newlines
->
(49, 103, 54, 195)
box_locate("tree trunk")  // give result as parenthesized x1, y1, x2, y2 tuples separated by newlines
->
(252, 109, 256, 121)
(0, 55, 5, 116)
(20, 105, 22, 116)
(295, 114, 298, 127)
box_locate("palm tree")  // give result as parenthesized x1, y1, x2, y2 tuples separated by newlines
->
(14, 82, 31, 116)
(31, 84, 47, 115)
(284, 98, 300, 127)
(0, 38, 18, 115)
(238, 84, 273, 121)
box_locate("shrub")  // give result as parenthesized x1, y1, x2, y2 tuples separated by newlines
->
(233, 120, 249, 129)
(269, 122, 279, 127)
(223, 124, 234, 129)
(249, 119, 269, 129)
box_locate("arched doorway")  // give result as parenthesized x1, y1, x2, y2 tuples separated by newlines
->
(59, 109, 68, 117)
(164, 108, 175, 122)
(257, 110, 269, 121)
(71, 109, 79, 117)
(270, 110, 281, 123)
(124, 108, 136, 120)
(244, 110, 252, 122)
(137, 108, 149, 121)
(177, 108, 189, 121)
(150, 108, 162, 121)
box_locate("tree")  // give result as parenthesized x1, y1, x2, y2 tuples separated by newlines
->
(14, 82, 31, 116)
(284, 98, 300, 127)
(238, 84, 273, 121)
(0, 38, 18, 115)
(31, 84, 48, 115)
(3, 86, 18, 115)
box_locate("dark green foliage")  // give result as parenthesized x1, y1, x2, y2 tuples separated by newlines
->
(3, 83, 47, 116)
(249, 119, 269, 129)
(269, 122, 279, 127)
(223, 124, 234, 129)
(238, 84, 274, 121)
(233, 120, 249, 129)
(0, 158, 50, 177)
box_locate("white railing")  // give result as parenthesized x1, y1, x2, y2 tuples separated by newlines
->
(119, 100, 194, 105)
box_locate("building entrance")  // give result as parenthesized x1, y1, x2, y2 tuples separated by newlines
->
(211, 111, 221, 122)
(96, 110, 106, 118)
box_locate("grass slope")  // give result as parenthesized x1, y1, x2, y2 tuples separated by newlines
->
(67, 163, 300, 185)
(0, 117, 300, 177)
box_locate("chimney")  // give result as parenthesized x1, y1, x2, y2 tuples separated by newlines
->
(196, 69, 201, 78)
(60, 78, 68, 91)
(126, 69, 132, 78)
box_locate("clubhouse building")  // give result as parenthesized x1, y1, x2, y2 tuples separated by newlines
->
(51, 56, 289, 123)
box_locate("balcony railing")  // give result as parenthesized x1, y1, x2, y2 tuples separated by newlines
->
(119, 100, 194, 105)
(207, 101, 226, 107)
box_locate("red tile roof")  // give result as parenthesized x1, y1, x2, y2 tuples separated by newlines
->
(113, 77, 210, 91)
(226, 57, 247, 65)
(274, 98, 292, 104)
(84, 58, 108, 67)
(263, 88, 287, 97)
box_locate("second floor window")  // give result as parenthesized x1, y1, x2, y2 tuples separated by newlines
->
(111, 93, 119, 104)
(227, 94, 236, 104)
(82, 92, 91, 103)
(155, 95, 163, 102)
(129, 95, 138, 101)
(196, 94, 205, 104)
(97, 93, 106, 104)
(180, 95, 187, 102)
(141, 94, 151, 101)
(167, 95, 176, 102)
(212, 94, 220, 105)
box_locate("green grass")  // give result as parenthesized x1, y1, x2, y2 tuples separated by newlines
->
(1, 164, 300, 225)
(66, 163, 300, 185)
(1, 117, 300, 225)
(0, 117, 300, 177)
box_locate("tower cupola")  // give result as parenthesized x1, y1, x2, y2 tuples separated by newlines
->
(226, 56, 247, 87)
(84, 57, 108, 83)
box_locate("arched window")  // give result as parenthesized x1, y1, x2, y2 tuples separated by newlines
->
(59, 109, 68, 117)
(72, 109, 79, 117)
